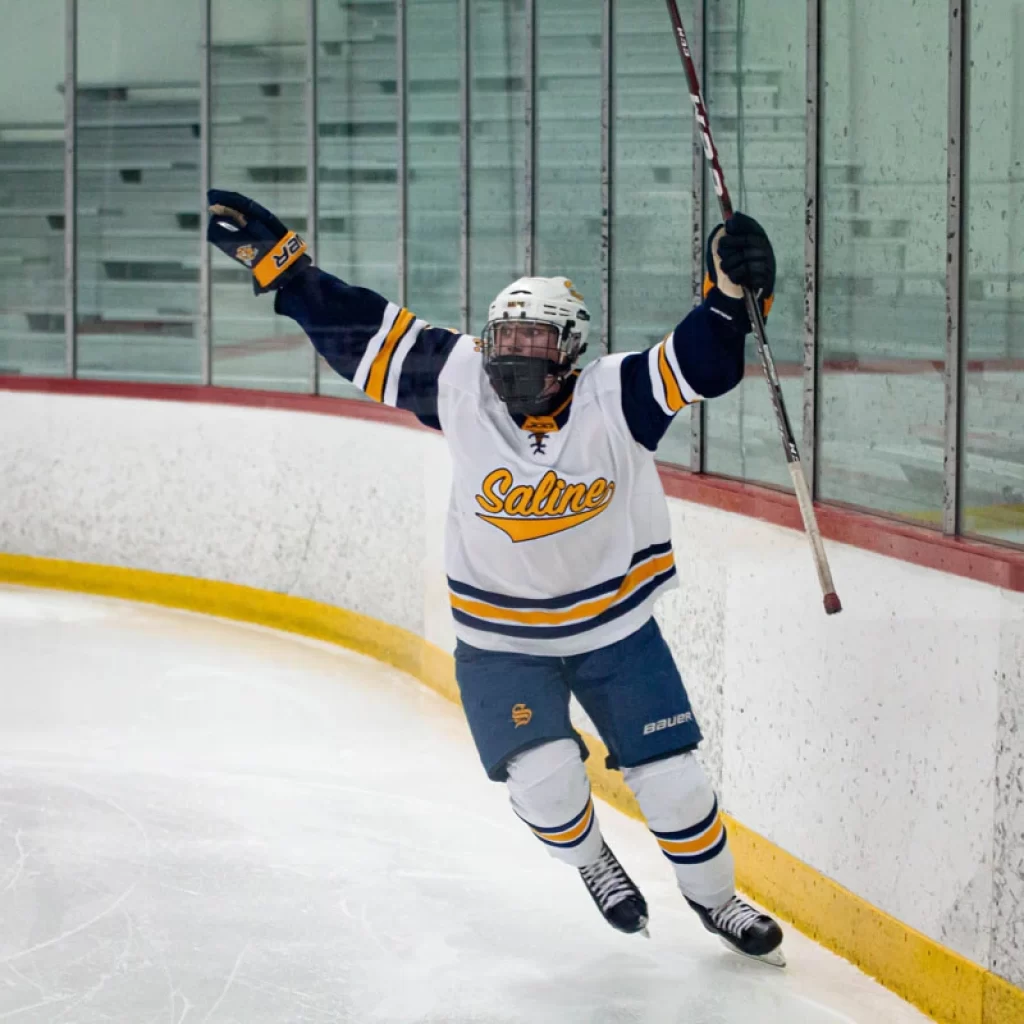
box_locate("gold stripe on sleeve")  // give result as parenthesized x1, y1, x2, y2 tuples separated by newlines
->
(657, 342, 687, 413)
(364, 308, 416, 402)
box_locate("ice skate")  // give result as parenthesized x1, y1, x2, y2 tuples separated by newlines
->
(579, 842, 649, 936)
(687, 895, 785, 966)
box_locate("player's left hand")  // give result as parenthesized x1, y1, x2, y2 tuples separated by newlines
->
(206, 188, 311, 295)
(713, 212, 775, 297)
(705, 212, 775, 318)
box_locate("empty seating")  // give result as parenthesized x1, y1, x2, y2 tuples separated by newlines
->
(1, 0, 1020, 542)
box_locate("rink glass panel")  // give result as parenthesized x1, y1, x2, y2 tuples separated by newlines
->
(316, 0, 398, 400)
(609, 0, 695, 466)
(535, 0, 602, 370)
(210, 0, 311, 393)
(963, 0, 1024, 547)
(0, 1, 65, 378)
(0, 0, 1020, 553)
(817, 0, 948, 523)
(468, 0, 528, 331)
(74, 1, 201, 384)
(406, 0, 461, 332)
(701, 0, 805, 490)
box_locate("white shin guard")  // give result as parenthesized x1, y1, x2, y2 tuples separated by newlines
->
(505, 739, 604, 868)
(622, 752, 735, 910)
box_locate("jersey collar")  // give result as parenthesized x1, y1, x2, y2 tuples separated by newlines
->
(512, 371, 580, 435)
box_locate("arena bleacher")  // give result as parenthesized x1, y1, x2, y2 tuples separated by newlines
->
(0, 0, 1020, 537)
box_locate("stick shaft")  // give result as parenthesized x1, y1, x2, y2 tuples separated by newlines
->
(664, 0, 841, 613)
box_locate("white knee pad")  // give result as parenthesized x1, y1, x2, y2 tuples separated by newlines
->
(623, 752, 735, 909)
(505, 739, 604, 868)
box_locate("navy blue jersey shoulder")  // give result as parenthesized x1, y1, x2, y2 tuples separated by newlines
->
(275, 265, 749, 443)
(275, 265, 460, 429)
(619, 292, 749, 451)
(395, 325, 462, 430)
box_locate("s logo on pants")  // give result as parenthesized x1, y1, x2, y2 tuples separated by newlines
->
(512, 703, 533, 728)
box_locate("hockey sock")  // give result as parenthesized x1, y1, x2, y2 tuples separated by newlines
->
(622, 751, 735, 909)
(505, 738, 604, 868)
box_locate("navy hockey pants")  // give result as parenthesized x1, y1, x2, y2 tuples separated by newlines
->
(454, 617, 703, 781)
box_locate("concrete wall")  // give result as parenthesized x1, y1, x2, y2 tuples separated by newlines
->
(0, 387, 1021, 988)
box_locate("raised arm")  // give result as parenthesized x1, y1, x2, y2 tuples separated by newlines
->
(206, 189, 460, 429)
(619, 212, 776, 451)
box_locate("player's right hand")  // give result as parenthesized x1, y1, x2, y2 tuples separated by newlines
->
(206, 189, 311, 295)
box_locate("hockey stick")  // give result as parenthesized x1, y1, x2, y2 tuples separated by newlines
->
(665, 0, 842, 616)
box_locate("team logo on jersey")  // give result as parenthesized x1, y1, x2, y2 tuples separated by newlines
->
(512, 703, 533, 728)
(475, 468, 615, 542)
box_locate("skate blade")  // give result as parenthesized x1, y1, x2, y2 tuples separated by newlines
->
(718, 936, 786, 968)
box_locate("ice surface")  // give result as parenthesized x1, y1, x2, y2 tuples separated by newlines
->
(0, 586, 930, 1023)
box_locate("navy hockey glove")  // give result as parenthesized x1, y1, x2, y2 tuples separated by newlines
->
(206, 189, 311, 295)
(704, 211, 775, 319)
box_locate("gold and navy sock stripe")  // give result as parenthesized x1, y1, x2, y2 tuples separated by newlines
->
(651, 798, 728, 865)
(518, 796, 595, 849)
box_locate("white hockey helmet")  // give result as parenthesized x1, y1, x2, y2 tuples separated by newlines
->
(482, 276, 590, 414)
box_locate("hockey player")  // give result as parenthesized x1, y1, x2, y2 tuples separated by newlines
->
(207, 189, 785, 966)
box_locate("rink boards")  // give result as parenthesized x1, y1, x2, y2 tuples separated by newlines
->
(0, 384, 1022, 1024)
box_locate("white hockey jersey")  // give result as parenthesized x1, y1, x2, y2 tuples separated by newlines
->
(437, 339, 676, 655)
(276, 267, 750, 656)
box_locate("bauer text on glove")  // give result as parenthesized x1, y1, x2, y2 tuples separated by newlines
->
(206, 188, 311, 295)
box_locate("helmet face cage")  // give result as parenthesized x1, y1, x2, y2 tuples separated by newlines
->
(481, 319, 566, 365)
(481, 319, 576, 415)
(481, 277, 590, 413)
